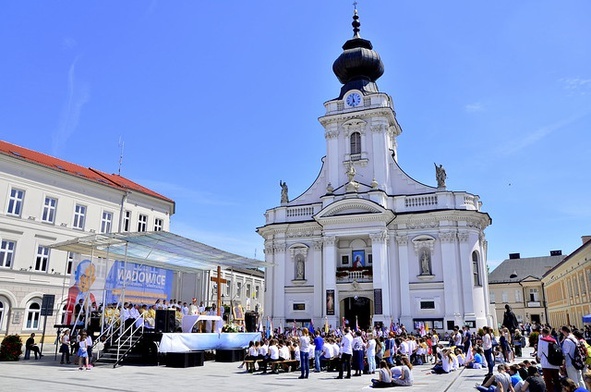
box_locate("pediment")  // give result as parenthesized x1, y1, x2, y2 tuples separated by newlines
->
(314, 199, 394, 223)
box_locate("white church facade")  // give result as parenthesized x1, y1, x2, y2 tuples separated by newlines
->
(258, 10, 493, 332)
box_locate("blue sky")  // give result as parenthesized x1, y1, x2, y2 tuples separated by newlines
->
(1, 1, 590, 271)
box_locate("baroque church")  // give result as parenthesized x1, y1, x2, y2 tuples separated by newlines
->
(257, 9, 493, 333)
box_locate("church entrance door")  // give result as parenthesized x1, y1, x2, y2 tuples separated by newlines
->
(342, 296, 372, 330)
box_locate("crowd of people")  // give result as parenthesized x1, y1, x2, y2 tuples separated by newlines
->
(236, 316, 591, 392)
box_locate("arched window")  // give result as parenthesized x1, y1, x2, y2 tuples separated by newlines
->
(25, 301, 41, 329)
(472, 251, 481, 286)
(350, 132, 361, 156)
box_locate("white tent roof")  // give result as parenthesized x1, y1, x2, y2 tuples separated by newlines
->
(50, 231, 269, 273)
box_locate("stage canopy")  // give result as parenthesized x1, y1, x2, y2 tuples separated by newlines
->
(50, 231, 269, 273)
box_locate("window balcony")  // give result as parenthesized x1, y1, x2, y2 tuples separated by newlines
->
(336, 267, 373, 283)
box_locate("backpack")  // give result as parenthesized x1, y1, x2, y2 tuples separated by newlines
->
(545, 340, 564, 366)
(569, 338, 588, 370)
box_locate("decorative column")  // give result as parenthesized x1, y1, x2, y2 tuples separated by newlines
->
(322, 235, 337, 328)
(272, 241, 286, 325)
(370, 231, 389, 325)
(396, 235, 412, 326)
(313, 240, 323, 321)
(458, 231, 475, 320)
(263, 241, 274, 321)
(439, 230, 461, 326)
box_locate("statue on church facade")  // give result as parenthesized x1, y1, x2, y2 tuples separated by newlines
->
(420, 250, 431, 275)
(279, 180, 289, 204)
(434, 163, 446, 188)
(347, 162, 356, 182)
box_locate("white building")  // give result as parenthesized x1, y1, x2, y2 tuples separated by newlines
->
(258, 11, 492, 332)
(0, 140, 175, 336)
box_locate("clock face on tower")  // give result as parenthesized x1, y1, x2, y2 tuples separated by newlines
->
(346, 92, 361, 107)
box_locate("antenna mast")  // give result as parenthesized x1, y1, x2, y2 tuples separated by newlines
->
(118, 137, 125, 175)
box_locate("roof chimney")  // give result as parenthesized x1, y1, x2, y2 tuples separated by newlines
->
(582, 236, 591, 245)
(550, 250, 562, 256)
(509, 253, 520, 259)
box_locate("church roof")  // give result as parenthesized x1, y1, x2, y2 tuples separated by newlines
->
(0, 140, 174, 205)
(488, 254, 565, 284)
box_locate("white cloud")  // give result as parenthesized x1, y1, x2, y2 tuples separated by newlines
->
(52, 56, 90, 155)
(465, 102, 484, 113)
(498, 112, 588, 155)
(560, 77, 591, 94)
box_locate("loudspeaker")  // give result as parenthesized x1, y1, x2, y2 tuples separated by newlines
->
(245, 311, 258, 332)
(155, 309, 176, 333)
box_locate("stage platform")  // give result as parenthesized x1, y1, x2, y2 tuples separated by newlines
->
(158, 332, 261, 353)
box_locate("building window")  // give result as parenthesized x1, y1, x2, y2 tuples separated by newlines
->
(246, 284, 251, 298)
(255, 286, 260, 299)
(490, 292, 496, 303)
(137, 214, 147, 232)
(100, 211, 113, 233)
(123, 210, 131, 232)
(67, 252, 74, 275)
(420, 301, 435, 309)
(35, 246, 50, 272)
(515, 289, 522, 302)
(573, 276, 580, 296)
(529, 288, 539, 302)
(341, 255, 349, 265)
(226, 280, 231, 296)
(0, 240, 16, 268)
(580, 273, 586, 295)
(472, 251, 481, 286)
(236, 282, 242, 296)
(72, 204, 86, 230)
(41, 196, 57, 223)
(154, 218, 163, 231)
(350, 132, 361, 156)
(367, 254, 373, 265)
(501, 292, 509, 303)
(7, 188, 25, 216)
(25, 302, 41, 329)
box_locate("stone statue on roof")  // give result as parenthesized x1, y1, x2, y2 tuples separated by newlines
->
(434, 163, 446, 188)
(280, 180, 289, 204)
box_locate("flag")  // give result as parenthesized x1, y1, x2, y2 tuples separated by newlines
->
(258, 315, 263, 333)
(279, 320, 283, 335)
(342, 317, 346, 330)
(389, 318, 395, 333)
(309, 319, 315, 335)
(355, 315, 359, 332)
(292, 319, 297, 336)
(267, 316, 272, 338)
(324, 317, 329, 334)
(419, 322, 426, 337)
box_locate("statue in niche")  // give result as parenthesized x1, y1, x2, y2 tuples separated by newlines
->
(420, 249, 431, 275)
(279, 180, 289, 204)
(296, 257, 305, 280)
(434, 163, 446, 188)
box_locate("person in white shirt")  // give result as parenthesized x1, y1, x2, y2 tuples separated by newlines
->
(263, 339, 280, 374)
(188, 298, 199, 315)
(366, 334, 377, 374)
(336, 327, 353, 379)
(560, 325, 585, 388)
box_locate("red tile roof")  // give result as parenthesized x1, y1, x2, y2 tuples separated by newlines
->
(0, 140, 174, 205)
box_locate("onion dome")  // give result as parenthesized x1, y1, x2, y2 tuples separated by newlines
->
(333, 8, 384, 99)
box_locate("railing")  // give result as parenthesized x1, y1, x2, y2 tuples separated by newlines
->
(336, 268, 373, 283)
(114, 321, 144, 367)
(286, 206, 315, 218)
(404, 195, 438, 208)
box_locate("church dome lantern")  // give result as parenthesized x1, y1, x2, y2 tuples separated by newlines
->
(333, 8, 384, 99)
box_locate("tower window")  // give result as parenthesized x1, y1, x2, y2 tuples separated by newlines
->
(472, 251, 481, 286)
(350, 132, 361, 157)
